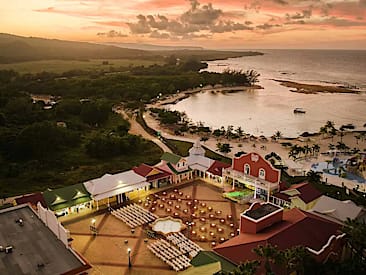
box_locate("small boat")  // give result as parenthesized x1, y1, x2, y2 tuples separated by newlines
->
(294, 108, 306, 114)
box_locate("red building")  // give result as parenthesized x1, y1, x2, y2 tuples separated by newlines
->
(214, 202, 345, 274)
(223, 153, 280, 201)
(132, 163, 172, 189)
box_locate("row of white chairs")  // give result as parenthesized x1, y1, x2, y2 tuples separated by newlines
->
(111, 203, 158, 228)
(167, 232, 202, 257)
(147, 239, 191, 272)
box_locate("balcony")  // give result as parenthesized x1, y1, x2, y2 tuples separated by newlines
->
(223, 168, 279, 192)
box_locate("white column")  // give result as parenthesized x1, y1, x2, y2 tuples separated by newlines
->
(96, 200, 99, 210)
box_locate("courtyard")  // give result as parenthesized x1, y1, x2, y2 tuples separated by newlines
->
(64, 180, 248, 275)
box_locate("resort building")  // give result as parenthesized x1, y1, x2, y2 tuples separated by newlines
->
(43, 183, 92, 217)
(206, 160, 231, 183)
(309, 195, 366, 224)
(223, 152, 280, 201)
(159, 152, 193, 184)
(271, 182, 322, 210)
(0, 204, 91, 274)
(132, 163, 172, 189)
(214, 202, 345, 274)
(187, 140, 215, 178)
(84, 170, 149, 209)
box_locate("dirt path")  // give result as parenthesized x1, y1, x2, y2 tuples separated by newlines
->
(114, 108, 172, 153)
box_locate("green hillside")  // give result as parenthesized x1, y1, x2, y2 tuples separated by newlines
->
(0, 33, 149, 63)
(0, 33, 262, 65)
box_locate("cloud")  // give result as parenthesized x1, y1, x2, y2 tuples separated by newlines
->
(124, 0, 252, 39)
(127, 15, 152, 34)
(256, 23, 282, 30)
(286, 9, 312, 20)
(97, 30, 128, 38)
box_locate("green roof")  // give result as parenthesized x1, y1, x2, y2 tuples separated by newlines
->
(191, 251, 237, 273)
(167, 162, 191, 175)
(161, 152, 182, 165)
(43, 183, 91, 211)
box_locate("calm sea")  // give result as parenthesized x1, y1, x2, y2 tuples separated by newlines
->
(169, 49, 366, 137)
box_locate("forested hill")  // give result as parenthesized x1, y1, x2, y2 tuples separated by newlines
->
(0, 33, 148, 63)
(0, 33, 262, 64)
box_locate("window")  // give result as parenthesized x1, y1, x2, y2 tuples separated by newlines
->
(244, 164, 250, 175)
(259, 168, 266, 179)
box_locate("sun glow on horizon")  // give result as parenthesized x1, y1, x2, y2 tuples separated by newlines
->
(1, 0, 365, 49)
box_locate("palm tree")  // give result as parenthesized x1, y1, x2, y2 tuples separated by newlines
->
(303, 145, 312, 157)
(329, 127, 337, 141)
(312, 144, 320, 156)
(325, 120, 335, 130)
(282, 246, 311, 275)
(226, 125, 234, 139)
(319, 126, 328, 138)
(288, 149, 298, 160)
(232, 260, 260, 275)
(355, 134, 361, 145)
(328, 143, 335, 151)
(246, 69, 260, 85)
(307, 170, 322, 183)
(253, 244, 279, 275)
(235, 126, 244, 140)
(274, 131, 282, 141)
(339, 129, 345, 143)
(342, 218, 366, 266)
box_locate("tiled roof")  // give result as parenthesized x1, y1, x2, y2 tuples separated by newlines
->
(161, 152, 182, 165)
(133, 163, 171, 181)
(207, 160, 231, 176)
(272, 183, 322, 204)
(15, 192, 46, 208)
(214, 208, 341, 265)
(133, 163, 153, 177)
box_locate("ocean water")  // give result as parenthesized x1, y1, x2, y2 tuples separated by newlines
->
(168, 49, 366, 137)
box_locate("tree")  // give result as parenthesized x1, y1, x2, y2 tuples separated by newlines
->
(253, 244, 280, 275)
(274, 131, 282, 141)
(235, 126, 244, 140)
(319, 126, 328, 138)
(325, 120, 335, 130)
(329, 127, 337, 142)
(217, 143, 232, 154)
(281, 246, 311, 275)
(81, 101, 110, 126)
(226, 125, 234, 139)
(341, 218, 366, 272)
(312, 144, 320, 156)
(200, 136, 209, 143)
(307, 170, 322, 183)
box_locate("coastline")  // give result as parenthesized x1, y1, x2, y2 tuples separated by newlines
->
(274, 79, 360, 94)
(152, 84, 263, 107)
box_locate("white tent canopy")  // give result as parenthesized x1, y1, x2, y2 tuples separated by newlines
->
(84, 170, 148, 201)
(187, 155, 214, 172)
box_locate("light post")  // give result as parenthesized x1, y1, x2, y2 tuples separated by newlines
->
(127, 248, 132, 268)
(90, 218, 97, 236)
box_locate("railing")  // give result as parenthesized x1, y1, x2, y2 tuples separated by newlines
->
(223, 168, 279, 191)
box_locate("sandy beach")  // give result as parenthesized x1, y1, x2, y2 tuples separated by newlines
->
(275, 80, 361, 94)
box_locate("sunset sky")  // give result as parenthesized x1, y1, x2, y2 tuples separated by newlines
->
(1, 0, 365, 49)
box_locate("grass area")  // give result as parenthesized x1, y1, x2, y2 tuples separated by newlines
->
(0, 59, 163, 74)
(165, 139, 232, 164)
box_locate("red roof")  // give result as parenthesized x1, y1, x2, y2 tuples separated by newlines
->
(272, 182, 322, 204)
(15, 192, 46, 208)
(133, 163, 171, 182)
(214, 208, 341, 265)
(207, 160, 231, 176)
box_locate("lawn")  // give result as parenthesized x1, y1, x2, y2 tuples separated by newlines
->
(0, 59, 163, 74)
(165, 139, 231, 164)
